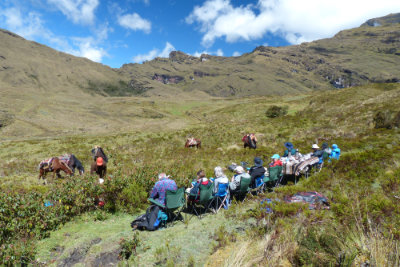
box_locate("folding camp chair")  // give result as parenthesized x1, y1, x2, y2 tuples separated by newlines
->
(231, 177, 251, 202)
(261, 165, 283, 189)
(148, 187, 186, 226)
(187, 183, 214, 219)
(252, 175, 266, 195)
(212, 183, 229, 213)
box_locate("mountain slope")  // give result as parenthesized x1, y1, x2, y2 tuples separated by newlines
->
(120, 13, 400, 97)
(0, 13, 399, 138)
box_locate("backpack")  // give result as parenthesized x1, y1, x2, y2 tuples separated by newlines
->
(131, 205, 160, 231)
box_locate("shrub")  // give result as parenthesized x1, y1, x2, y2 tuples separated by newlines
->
(266, 105, 289, 118)
(373, 110, 400, 129)
(119, 232, 141, 260)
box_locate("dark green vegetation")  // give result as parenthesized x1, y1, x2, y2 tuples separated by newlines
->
(1, 83, 400, 266)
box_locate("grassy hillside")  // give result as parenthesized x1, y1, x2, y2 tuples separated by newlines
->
(1, 83, 399, 266)
(120, 13, 400, 97)
(1, 14, 399, 140)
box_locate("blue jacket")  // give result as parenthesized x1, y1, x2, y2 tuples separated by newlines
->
(330, 144, 341, 160)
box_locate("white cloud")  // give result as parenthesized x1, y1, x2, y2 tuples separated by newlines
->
(192, 48, 224, 57)
(232, 51, 240, 57)
(47, 0, 99, 25)
(0, 7, 69, 49)
(0, 6, 109, 63)
(187, 0, 400, 46)
(118, 13, 151, 33)
(68, 37, 107, 62)
(132, 42, 175, 63)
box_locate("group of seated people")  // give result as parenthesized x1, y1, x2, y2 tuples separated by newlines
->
(149, 142, 341, 208)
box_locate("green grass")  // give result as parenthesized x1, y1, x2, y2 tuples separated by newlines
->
(1, 83, 400, 266)
(36, 206, 252, 266)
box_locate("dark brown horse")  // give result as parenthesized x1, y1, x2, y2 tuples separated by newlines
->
(90, 146, 108, 178)
(185, 138, 201, 148)
(242, 133, 257, 149)
(38, 157, 73, 184)
(58, 154, 85, 175)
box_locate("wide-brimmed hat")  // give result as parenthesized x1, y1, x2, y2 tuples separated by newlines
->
(234, 166, 245, 174)
(271, 154, 280, 159)
(96, 157, 104, 166)
(284, 142, 293, 149)
(312, 144, 319, 149)
(254, 157, 263, 167)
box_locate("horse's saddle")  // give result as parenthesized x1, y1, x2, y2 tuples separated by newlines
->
(58, 154, 71, 165)
(39, 157, 54, 171)
(188, 138, 197, 146)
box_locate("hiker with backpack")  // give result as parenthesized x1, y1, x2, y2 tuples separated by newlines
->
(249, 157, 266, 188)
(150, 173, 177, 206)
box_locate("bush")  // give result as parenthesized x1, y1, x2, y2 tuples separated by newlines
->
(373, 110, 400, 129)
(266, 105, 288, 118)
(119, 232, 141, 260)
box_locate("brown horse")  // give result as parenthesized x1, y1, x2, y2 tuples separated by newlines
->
(242, 133, 257, 149)
(90, 157, 107, 178)
(185, 138, 201, 148)
(38, 157, 73, 184)
(90, 147, 108, 178)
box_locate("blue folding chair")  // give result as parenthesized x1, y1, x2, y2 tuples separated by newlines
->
(212, 183, 229, 213)
(253, 175, 265, 194)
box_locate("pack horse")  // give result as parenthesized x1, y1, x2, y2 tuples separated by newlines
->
(185, 137, 201, 148)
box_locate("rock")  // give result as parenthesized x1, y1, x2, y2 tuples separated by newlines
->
(152, 74, 184, 84)
(92, 249, 120, 267)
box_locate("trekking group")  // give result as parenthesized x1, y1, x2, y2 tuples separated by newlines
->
(132, 140, 341, 230)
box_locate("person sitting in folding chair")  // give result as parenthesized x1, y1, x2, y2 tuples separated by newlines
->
(186, 170, 211, 201)
(229, 166, 250, 193)
(211, 166, 230, 212)
(311, 144, 324, 171)
(212, 166, 229, 194)
(249, 157, 266, 189)
(150, 173, 177, 206)
(269, 154, 283, 167)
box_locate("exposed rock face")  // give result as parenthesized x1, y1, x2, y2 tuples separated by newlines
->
(152, 73, 184, 84)
(193, 70, 218, 77)
(169, 51, 197, 63)
(362, 13, 400, 27)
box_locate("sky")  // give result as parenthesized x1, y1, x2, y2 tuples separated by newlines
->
(0, 0, 399, 68)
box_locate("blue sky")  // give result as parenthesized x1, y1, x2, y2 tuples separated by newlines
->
(0, 0, 399, 68)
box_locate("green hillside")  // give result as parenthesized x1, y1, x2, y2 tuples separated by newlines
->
(1, 83, 399, 266)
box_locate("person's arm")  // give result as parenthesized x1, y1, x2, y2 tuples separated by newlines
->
(150, 183, 158, 198)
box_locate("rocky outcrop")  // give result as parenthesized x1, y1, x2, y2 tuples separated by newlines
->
(152, 73, 184, 84)
(193, 70, 218, 77)
(169, 51, 197, 63)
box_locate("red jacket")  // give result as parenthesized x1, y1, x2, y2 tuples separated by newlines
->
(269, 160, 283, 167)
